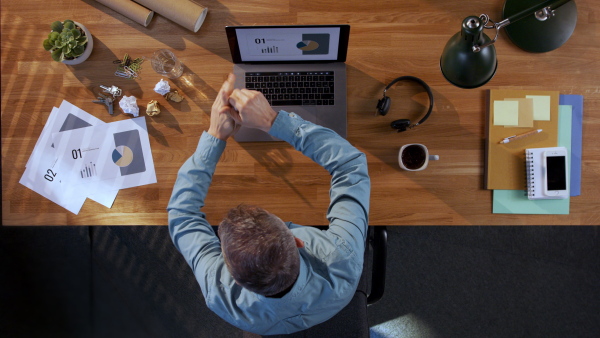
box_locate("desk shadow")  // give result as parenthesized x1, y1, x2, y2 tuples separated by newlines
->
(64, 36, 147, 111)
(233, 66, 484, 220)
(346, 65, 485, 223)
(170, 64, 217, 107)
(169, 66, 313, 207)
(62, 36, 121, 93)
(82, 0, 239, 61)
(238, 143, 314, 208)
(81, 0, 184, 51)
(65, 35, 186, 148)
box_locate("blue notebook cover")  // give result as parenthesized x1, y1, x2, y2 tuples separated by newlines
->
(559, 94, 583, 196)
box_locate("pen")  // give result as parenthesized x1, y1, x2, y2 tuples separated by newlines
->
(499, 129, 543, 144)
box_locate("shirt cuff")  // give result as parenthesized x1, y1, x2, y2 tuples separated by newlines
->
(268, 110, 306, 143)
(196, 131, 227, 167)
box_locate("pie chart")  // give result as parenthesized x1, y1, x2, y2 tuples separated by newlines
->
(112, 145, 134, 167)
(297, 40, 319, 51)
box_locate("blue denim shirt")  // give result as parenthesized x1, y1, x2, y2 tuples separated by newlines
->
(167, 111, 370, 335)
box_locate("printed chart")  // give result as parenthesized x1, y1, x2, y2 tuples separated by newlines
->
(20, 100, 118, 214)
(112, 146, 133, 167)
(235, 26, 340, 62)
(80, 162, 97, 178)
(51, 116, 156, 208)
(113, 129, 146, 176)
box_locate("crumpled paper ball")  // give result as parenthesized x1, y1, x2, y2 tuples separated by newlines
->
(154, 79, 171, 95)
(165, 89, 184, 102)
(119, 95, 139, 117)
(146, 100, 161, 116)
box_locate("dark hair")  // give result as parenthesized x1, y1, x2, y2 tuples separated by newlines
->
(218, 204, 300, 296)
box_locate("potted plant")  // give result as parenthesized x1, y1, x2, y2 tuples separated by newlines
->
(42, 20, 93, 65)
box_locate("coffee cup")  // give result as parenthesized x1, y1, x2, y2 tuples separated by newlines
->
(398, 144, 440, 171)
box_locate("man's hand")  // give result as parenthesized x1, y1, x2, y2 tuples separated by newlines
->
(208, 73, 240, 141)
(228, 88, 278, 133)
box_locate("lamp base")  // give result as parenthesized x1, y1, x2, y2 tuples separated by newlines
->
(503, 0, 577, 53)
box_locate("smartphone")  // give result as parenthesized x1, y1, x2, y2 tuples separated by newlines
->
(542, 147, 569, 199)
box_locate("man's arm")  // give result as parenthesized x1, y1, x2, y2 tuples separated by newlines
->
(269, 111, 370, 248)
(167, 74, 237, 289)
(228, 84, 369, 250)
(167, 133, 225, 274)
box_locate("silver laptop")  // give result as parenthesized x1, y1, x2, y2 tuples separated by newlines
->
(226, 25, 350, 142)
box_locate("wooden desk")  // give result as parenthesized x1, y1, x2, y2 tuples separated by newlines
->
(2, 0, 599, 225)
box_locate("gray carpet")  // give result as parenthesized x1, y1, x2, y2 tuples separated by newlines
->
(1, 226, 598, 337)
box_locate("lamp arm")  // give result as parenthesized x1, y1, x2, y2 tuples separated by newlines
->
(473, 0, 573, 52)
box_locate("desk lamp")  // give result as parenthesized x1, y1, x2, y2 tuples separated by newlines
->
(440, 0, 577, 89)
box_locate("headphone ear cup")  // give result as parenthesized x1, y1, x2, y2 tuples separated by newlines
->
(391, 119, 411, 132)
(376, 96, 391, 116)
(378, 75, 434, 131)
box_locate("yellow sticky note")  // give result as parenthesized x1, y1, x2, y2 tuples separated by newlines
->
(526, 95, 551, 121)
(493, 100, 519, 126)
(504, 98, 534, 128)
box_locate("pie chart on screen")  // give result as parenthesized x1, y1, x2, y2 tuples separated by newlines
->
(112, 145, 134, 167)
(297, 40, 319, 51)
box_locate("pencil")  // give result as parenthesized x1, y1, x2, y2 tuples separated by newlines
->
(499, 129, 543, 144)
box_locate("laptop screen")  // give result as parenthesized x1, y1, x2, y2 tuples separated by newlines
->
(226, 25, 350, 63)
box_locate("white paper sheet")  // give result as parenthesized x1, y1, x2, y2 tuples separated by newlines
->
(51, 116, 156, 195)
(19, 101, 119, 214)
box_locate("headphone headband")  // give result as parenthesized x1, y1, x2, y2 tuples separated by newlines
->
(376, 76, 434, 131)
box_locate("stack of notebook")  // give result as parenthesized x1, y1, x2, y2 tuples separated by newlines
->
(484, 89, 583, 215)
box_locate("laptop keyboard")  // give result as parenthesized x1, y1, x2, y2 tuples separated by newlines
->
(245, 71, 335, 106)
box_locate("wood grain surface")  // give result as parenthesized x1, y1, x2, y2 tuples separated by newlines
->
(2, 0, 599, 225)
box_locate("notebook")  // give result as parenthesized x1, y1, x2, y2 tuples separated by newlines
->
(559, 94, 583, 196)
(226, 25, 350, 141)
(492, 106, 572, 214)
(525, 147, 569, 200)
(484, 89, 560, 190)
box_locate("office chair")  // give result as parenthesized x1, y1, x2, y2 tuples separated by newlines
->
(247, 226, 388, 338)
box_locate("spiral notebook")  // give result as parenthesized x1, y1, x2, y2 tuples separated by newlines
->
(526, 147, 568, 200)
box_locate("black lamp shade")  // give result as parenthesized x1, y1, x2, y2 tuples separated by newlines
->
(440, 16, 498, 89)
(503, 0, 577, 53)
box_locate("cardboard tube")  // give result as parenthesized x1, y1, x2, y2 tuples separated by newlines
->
(93, 0, 154, 27)
(133, 0, 208, 32)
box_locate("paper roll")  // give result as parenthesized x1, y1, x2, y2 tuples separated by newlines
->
(133, 0, 208, 33)
(93, 0, 154, 27)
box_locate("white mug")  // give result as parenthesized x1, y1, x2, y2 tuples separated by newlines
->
(398, 143, 440, 171)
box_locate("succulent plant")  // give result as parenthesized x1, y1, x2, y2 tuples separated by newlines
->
(42, 20, 88, 62)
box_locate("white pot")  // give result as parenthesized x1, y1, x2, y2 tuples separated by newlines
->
(62, 21, 93, 65)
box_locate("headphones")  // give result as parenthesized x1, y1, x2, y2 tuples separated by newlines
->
(375, 76, 434, 132)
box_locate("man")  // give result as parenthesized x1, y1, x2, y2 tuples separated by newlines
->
(167, 74, 370, 335)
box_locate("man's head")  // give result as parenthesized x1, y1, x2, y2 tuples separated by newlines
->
(218, 204, 302, 297)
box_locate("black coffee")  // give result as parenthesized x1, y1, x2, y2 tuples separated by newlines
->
(401, 145, 426, 169)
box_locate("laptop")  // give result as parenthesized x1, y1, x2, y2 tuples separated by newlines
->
(225, 25, 350, 142)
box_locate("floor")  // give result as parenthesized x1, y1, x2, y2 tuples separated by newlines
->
(1, 225, 598, 338)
